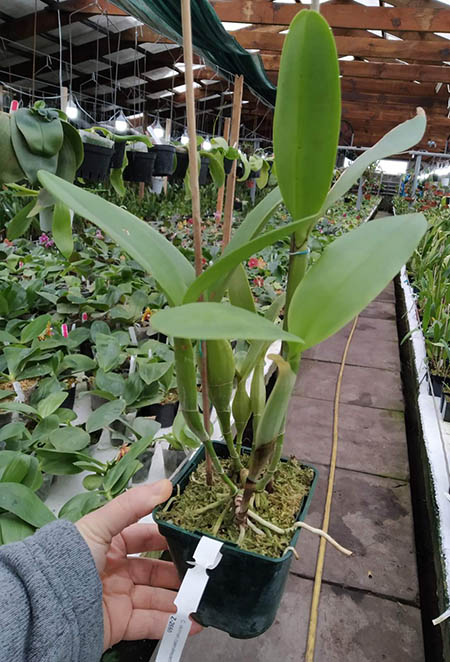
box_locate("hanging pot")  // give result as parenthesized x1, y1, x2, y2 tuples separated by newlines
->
(224, 157, 233, 175)
(111, 141, 126, 169)
(77, 143, 113, 182)
(249, 169, 261, 180)
(154, 440, 318, 639)
(170, 150, 189, 181)
(123, 151, 157, 183)
(199, 156, 209, 186)
(153, 144, 176, 176)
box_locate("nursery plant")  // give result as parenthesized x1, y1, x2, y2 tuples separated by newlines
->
(38, 8, 428, 638)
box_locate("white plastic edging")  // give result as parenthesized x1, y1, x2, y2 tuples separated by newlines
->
(400, 266, 450, 620)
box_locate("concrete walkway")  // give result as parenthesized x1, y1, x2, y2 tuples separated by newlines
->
(181, 281, 424, 661)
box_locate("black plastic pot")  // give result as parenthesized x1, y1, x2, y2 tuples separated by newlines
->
(36, 473, 56, 502)
(199, 156, 209, 186)
(123, 151, 156, 183)
(111, 141, 126, 169)
(428, 373, 444, 398)
(249, 169, 261, 179)
(153, 144, 176, 176)
(154, 440, 318, 639)
(77, 143, 113, 182)
(170, 150, 189, 181)
(62, 386, 76, 410)
(236, 162, 245, 179)
(224, 157, 233, 175)
(132, 449, 155, 483)
(441, 393, 450, 422)
(162, 448, 188, 477)
(140, 400, 179, 428)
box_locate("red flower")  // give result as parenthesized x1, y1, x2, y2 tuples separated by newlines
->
(253, 276, 264, 288)
(248, 257, 258, 268)
(202, 257, 207, 265)
(187, 218, 193, 225)
(364, 193, 371, 200)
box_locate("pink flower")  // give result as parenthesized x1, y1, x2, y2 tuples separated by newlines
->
(248, 257, 258, 268)
(81, 312, 88, 322)
(186, 218, 193, 225)
(253, 276, 264, 288)
(214, 211, 221, 220)
(95, 230, 104, 239)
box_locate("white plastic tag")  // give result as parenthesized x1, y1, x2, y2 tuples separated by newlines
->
(128, 326, 138, 345)
(13, 381, 25, 403)
(155, 536, 223, 662)
(129, 355, 136, 375)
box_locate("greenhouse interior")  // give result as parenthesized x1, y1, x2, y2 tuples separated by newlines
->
(1, 0, 450, 661)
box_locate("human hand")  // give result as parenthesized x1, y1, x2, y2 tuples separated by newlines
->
(76, 479, 202, 651)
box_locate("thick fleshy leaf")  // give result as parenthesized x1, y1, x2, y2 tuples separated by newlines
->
(274, 10, 341, 223)
(86, 397, 126, 433)
(7, 200, 36, 240)
(323, 110, 426, 212)
(49, 426, 90, 452)
(0, 112, 25, 184)
(59, 492, 105, 522)
(52, 202, 73, 259)
(288, 213, 427, 350)
(0, 482, 55, 527)
(184, 213, 315, 303)
(37, 391, 68, 419)
(15, 107, 63, 157)
(137, 360, 172, 386)
(0, 514, 35, 543)
(200, 151, 225, 188)
(37, 171, 195, 305)
(20, 314, 51, 343)
(11, 115, 58, 185)
(95, 333, 123, 373)
(228, 264, 256, 313)
(151, 303, 302, 343)
(225, 186, 282, 254)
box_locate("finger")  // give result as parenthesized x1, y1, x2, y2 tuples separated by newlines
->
(78, 480, 172, 549)
(124, 609, 203, 642)
(131, 584, 177, 612)
(120, 523, 169, 555)
(127, 557, 181, 590)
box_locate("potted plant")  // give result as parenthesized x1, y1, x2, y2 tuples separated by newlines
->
(153, 143, 176, 177)
(77, 130, 114, 182)
(38, 8, 428, 639)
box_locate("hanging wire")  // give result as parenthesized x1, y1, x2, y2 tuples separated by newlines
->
(31, 0, 38, 104)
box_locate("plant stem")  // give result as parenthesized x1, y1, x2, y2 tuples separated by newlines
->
(192, 494, 228, 516)
(203, 439, 238, 494)
(200, 341, 213, 485)
(255, 431, 284, 492)
(211, 498, 232, 536)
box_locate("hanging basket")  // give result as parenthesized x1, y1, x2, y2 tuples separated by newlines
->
(123, 151, 157, 183)
(199, 156, 210, 186)
(153, 144, 176, 176)
(170, 150, 189, 181)
(77, 143, 113, 182)
(110, 141, 126, 169)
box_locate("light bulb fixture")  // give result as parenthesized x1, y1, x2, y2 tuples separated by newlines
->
(115, 111, 128, 132)
(66, 93, 78, 120)
(202, 137, 212, 151)
(180, 130, 189, 145)
(152, 118, 165, 139)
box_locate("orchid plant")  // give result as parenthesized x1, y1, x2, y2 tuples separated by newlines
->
(37, 9, 427, 527)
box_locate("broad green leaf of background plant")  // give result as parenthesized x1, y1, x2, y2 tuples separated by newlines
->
(95, 333, 123, 373)
(323, 110, 426, 212)
(0, 112, 25, 185)
(228, 264, 256, 313)
(237, 152, 251, 182)
(11, 115, 58, 185)
(0, 514, 35, 543)
(200, 151, 225, 188)
(0, 482, 55, 528)
(52, 202, 73, 259)
(59, 491, 105, 522)
(38, 172, 195, 305)
(288, 213, 427, 350)
(37, 391, 67, 419)
(49, 426, 90, 452)
(86, 397, 126, 433)
(21, 314, 51, 343)
(273, 10, 341, 225)
(225, 186, 282, 254)
(56, 121, 83, 182)
(15, 107, 63, 157)
(151, 303, 302, 343)
(183, 212, 316, 303)
(7, 200, 36, 240)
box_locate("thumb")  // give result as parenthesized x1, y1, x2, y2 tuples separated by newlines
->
(76, 480, 172, 571)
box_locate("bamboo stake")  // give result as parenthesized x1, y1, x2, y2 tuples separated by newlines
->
(180, 0, 213, 484)
(222, 75, 244, 250)
(163, 118, 172, 195)
(215, 116, 231, 222)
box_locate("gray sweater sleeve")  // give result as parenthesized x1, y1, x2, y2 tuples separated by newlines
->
(0, 518, 103, 662)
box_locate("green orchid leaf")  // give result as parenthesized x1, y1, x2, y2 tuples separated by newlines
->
(95, 370, 125, 397)
(15, 107, 63, 157)
(274, 10, 340, 225)
(237, 152, 251, 182)
(49, 426, 91, 452)
(200, 151, 225, 188)
(225, 186, 282, 254)
(228, 264, 256, 313)
(52, 202, 73, 259)
(20, 314, 51, 343)
(37, 171, 195, 305)
(323, 110, 426, 212)
(95, 333, 123, 373)
(0, 482, 55, 527)
(137, 360, 172, 386)
(86, 397, 126, 433)
(10, 114, 58, 185)
(183, 212, 315, 303)
(6, 200, 36, 240)
(0, 514, 35, 543)
(288, 213, 427, 351)
(59, 492, 106, 522)
(0, 112, 25, 185)
(37, 391, 68, 419)
(151, 303, 302, 343)
(35, 448, 90, 475)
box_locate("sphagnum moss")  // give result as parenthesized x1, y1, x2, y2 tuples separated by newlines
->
(159, 457, 314, 558)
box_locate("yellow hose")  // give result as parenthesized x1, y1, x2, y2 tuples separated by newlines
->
(305, 315, 359, 662)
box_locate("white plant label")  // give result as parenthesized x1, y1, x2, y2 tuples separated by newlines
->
(155, 536, 223, 662)
(128, 326, 138, 345)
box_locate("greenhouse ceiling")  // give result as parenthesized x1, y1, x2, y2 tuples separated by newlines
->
(1, 0, 450, 150)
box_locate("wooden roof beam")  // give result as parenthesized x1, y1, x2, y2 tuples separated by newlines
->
(210, 1, 450, 33)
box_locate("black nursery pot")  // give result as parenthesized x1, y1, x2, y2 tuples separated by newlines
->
(154, 441, 318, 639)
(199, 156, 209, 186)
(153, 144, 176, 176)
(170, 150, 189, 181)
(441, 393, 450, 422)
(224, 157, 233, 175)
(123, 151, 157, 183)
(111, 141, 126, 169)
(140, 400, 179, 428)
(428, 372, 444, 398)
(249, 169, 261, 179)
(77, 144, 113, 182)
